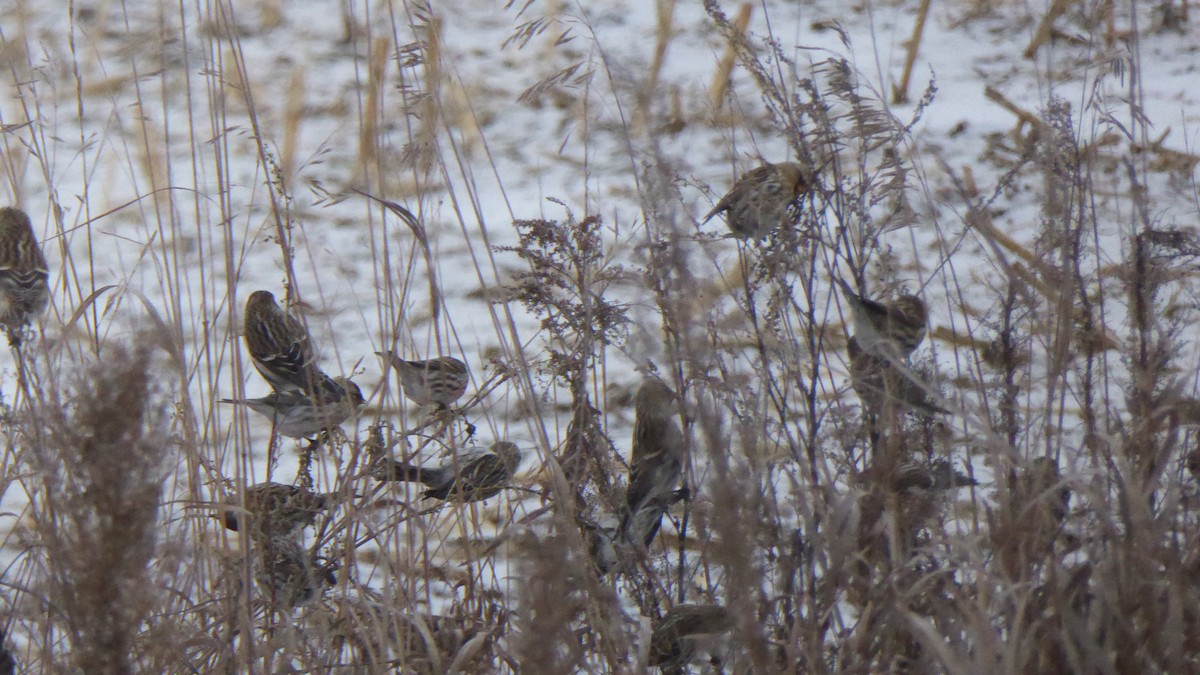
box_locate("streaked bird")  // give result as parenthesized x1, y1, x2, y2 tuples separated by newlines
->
(221, 377, 365, 439)
(218, 481, 334, 539)
(619, 379, 687, 548)
(0, 207, 50, 343)
(243, 290, 330, 393)
(254, 537, 336, 609)
(836, 278, 927, 361)
(649, 604, 732, 672)
(378, 352, 470, 409)
(893, 458, 977, 493)
(848, 337, 948, 417)
(702, 162, 808, 239)
(371, 441, 521, 503)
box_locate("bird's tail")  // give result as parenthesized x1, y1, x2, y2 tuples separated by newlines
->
(370, 460, 444, 487)
(618, 502, 667, 549)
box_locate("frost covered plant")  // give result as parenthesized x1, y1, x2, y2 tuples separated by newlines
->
(498, 206, 628, 498)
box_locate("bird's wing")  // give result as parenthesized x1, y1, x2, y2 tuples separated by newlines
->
(455, 453, 509, 491)
(371, 460, 447, 488)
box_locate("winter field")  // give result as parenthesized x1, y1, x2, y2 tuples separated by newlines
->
(0, 0, 1198, 671)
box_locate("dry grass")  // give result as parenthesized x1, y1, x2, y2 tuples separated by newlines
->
(0, 0, 1195, 672)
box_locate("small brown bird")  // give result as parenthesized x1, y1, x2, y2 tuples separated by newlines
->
(219, 481, 334, 539)
(372, 441, 521, 502)
(221, 377, 365, 439)
(893, 458, 977, 493)
(848, 337, 948, 417)
(703, 162, 808, 239)
(836, 278, 928, 361)
(378, 352, 470, 409)
(619, 379, 687, 548)
(0, 207, 50, 343)
(253, 537, 336, 609)
(243, 290, 331, 394)
(649, 604, 732, 672)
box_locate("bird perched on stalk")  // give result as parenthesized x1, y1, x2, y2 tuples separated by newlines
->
(893, 458, 977, 493)
(371, 441, 521, 503)
(221, 377, 365, 439)
(848, 337, 947, 417)
(702, 162, 808, 239)
(0, 207, 50, 345)
(243, 290, 335, 394)
(254, 537, 337, 609)
(836, 278, 928, 362)
(377, 352, 470, 409)
(218, 481, 335, 539)
(649, 604, 732, 673)
(619, 379, 687, 548)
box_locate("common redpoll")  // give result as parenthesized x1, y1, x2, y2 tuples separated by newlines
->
(371, 441, 521, 503)
(0, 207, 50, 342)
(219, 481, 333, 539)
(221, 376, 365, 439)
(836, 278, 927, 361)
(377, 352, 470, 409)
(702, 162, 808, 239)
(848, 337, 948, 417)
(619, 379, 687, 548)
(649, 604, 732, 671)
(893, 459, 977, 492)
(243, 290, 331, 393)
(254, 537, 336, 609)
